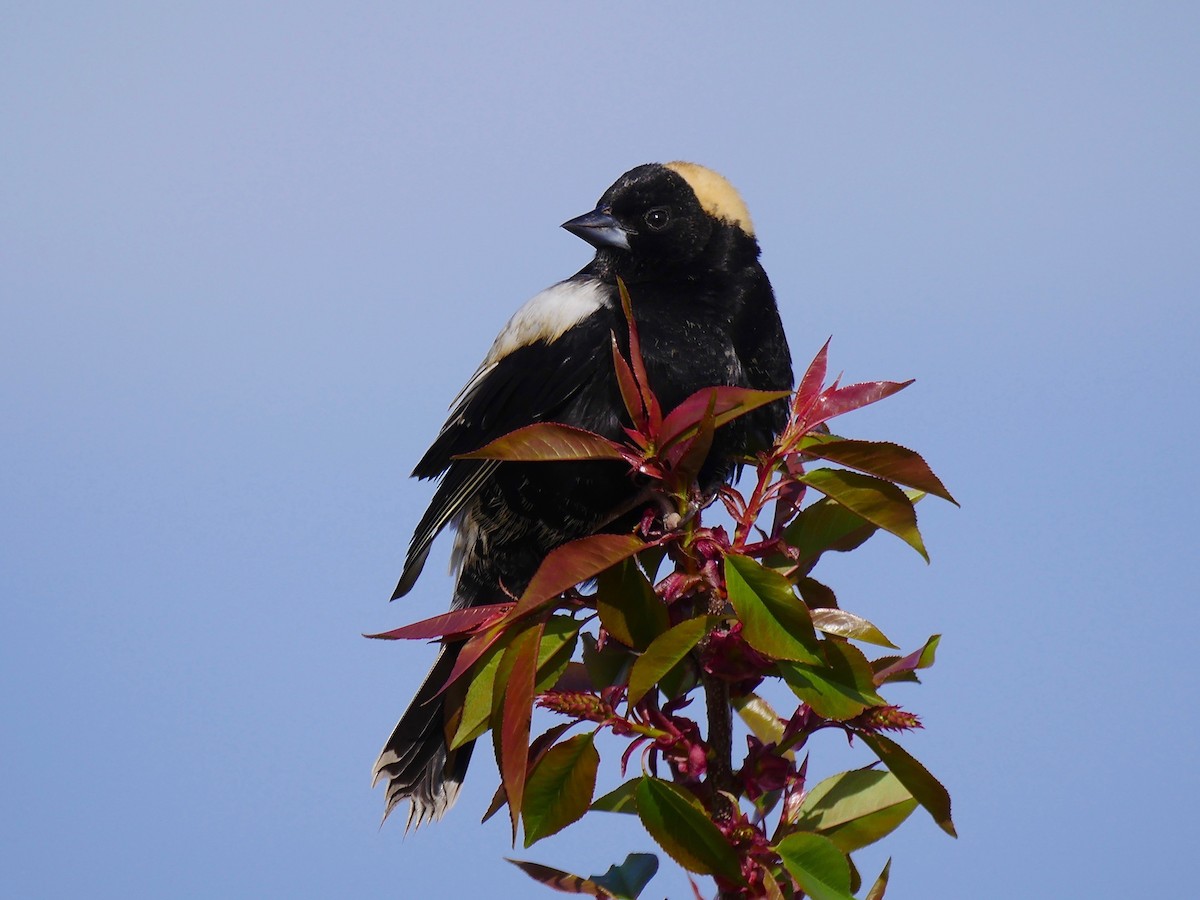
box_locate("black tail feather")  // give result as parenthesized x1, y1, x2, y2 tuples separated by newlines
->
(372, 645, 474, 831)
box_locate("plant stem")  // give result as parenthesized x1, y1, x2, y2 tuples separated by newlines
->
(703, 670, 734, 798)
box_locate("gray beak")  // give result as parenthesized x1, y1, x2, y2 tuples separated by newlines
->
(562, 207, 631, 251)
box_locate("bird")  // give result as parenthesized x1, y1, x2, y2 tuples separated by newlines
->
(373, 162, 793, 829)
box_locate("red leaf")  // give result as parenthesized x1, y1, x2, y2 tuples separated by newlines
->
(363, 603, 513, 640)
(808, 380, 913, 431)
(501, 621, 544, 841)
(512, 533, 647, 618)
(791, 338, 831, 422)
(617, 279, 662, 432)
(612, 332, 648, 433)
(455, 423, 629, 463)
(658, 386, 792, 450)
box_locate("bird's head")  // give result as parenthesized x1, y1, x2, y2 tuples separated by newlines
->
(562, 162, 758, 280)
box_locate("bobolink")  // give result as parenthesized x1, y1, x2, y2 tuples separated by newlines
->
(374, 162, 793, 827)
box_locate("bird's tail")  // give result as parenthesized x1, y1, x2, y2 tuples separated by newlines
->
(372, 644, 474, 831)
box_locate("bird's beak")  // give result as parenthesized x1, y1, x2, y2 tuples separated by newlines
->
(562, 207, 631, 251)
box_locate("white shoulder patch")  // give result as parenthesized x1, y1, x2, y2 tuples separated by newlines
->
(665, 161, 755, 237)
(483, 277, 608, 364)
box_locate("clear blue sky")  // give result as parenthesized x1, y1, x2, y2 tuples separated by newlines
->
(3, 4, 1197, 897)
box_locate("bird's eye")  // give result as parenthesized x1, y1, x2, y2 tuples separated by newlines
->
(644, 207, 671, 231)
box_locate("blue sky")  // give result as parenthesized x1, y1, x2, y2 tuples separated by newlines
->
(3, 4, 1197, 897)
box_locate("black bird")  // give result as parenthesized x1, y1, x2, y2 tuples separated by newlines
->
(373, 162, 793, 828)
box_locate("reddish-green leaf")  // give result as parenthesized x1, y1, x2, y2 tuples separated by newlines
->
(799, 469, 928, 561)
(364, 602, 513, 641)
(506, 858, 614, 897)
(724, 554, 821, 663)
(859, 733, 956, 837)
(873, 634, 940, 686)
(635, 777, 743, 880)
(802, 437, 957, 505)
(658, 386, 792, 451)
(778, 641, 885, 720)
(514, 533, 647, 618)
(508, 852, 657, 899)
(810, 608, 898, 649)
(596, 559, 669, 651)
(456, 422, 629, 463)
(796, 768, 917, 852)
(522, 733, 600, 846)
(775, 832, 855, 900)
(627, 616, 711, 707)
(797, 576, 839, 610)
(865, 859, 892, 900)
(499, 621, 544, 841)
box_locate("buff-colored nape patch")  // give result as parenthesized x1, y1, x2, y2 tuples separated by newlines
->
(665, 161, 755, 236)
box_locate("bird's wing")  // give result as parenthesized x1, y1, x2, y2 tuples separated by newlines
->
(393, 279, 616, 599)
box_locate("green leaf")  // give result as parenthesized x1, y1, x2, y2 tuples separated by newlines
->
(775, 832, 856, 900)
(859, 734, 957, 837)
(798, 469, 928, 561)
(796, 768, 918, 853)
(591, 778, 640, 814)
(810, 608, 897, 649)
(777, 643, 883, 720)
(457, 422, 628, 462)
(450, 637, 506, 749)
(522, 733, 600, 846)
(777, 641, 885, 720)
(802, 437, 957, 505)
(483, 723, 572, 824)
(637, 545, 668, 582)
(635, 777, 743, 880)
(784, 497, 880, 570)
(724, 554, 821, 663)
(627, 616, 711, 707)
(535, 616, 582, 691)
(582, 632, 634, 691)
(514, 534, 647, 617)
(596, 558, 669, 651)
(733, 693, 786, 746)
(591, 853, 659, 899)
(864, 859, 892, 900)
